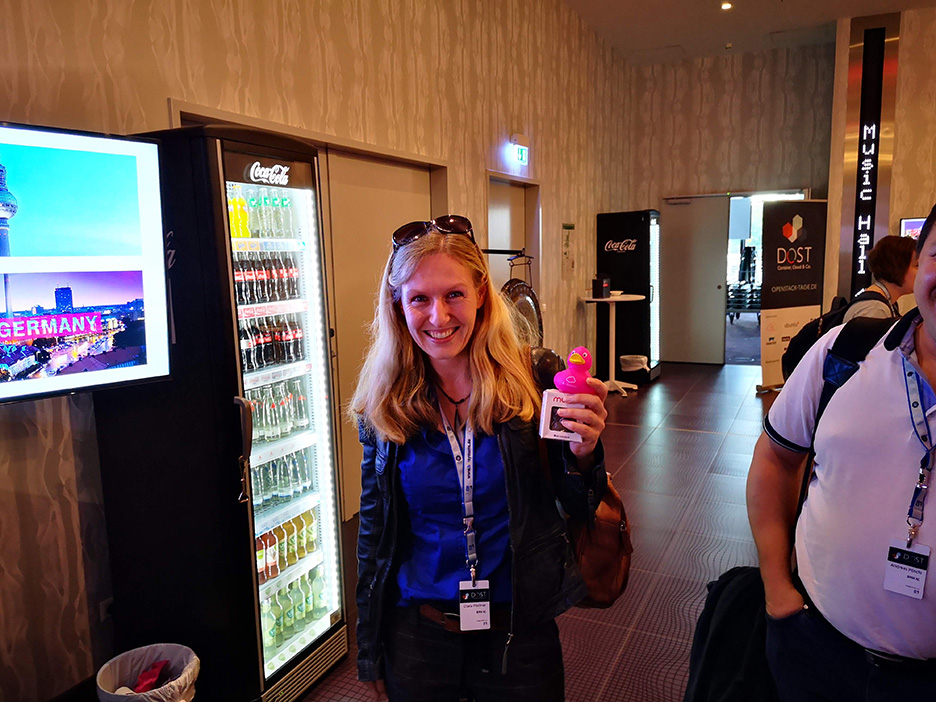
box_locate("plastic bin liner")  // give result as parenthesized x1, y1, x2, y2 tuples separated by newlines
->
(619, 355, 649, 372)
(96, 643, 199, 702)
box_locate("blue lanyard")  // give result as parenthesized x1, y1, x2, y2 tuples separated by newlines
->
(439, 400, 479, 584)
(902, 357, 934, 547)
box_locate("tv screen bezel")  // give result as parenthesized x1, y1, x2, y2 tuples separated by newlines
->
(0, 121, 171, 405)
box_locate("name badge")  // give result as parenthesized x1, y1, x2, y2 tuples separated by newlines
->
(458, 579, 491, 630)
(883, 539, 930, 600)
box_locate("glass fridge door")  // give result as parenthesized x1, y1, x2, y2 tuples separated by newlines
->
(222, 150, 342, 680)
(649, 213, 661, 369)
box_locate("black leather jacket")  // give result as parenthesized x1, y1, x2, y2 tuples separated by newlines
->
(355, 414, 607, 681)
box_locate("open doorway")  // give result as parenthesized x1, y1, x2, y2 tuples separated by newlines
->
(725, 191, 806, 364)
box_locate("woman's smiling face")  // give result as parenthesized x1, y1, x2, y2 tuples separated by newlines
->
(399, 253, 485, 371)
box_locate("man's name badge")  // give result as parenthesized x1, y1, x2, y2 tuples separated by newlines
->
(883, 540, 930, 600)
(458, 579, 491, 630)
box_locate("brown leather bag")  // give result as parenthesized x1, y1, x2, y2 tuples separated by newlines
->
(569, 476, 633, 608)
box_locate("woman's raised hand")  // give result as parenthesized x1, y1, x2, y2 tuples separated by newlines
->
(557, 375, 608, 463)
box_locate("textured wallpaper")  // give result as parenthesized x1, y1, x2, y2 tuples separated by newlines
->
(892, 7, 936, 231)
(626, 43, 836, 209)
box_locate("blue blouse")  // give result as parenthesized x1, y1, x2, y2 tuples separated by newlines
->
(395, 428, 512, 605)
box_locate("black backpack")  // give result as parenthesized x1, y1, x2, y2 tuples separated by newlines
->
(781, 291, 891, 381)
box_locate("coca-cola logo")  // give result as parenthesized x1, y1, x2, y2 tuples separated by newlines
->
(604, 239, 637, 252)
(248, 161, 291, 185)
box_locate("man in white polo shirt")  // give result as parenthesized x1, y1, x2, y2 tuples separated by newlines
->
(747, 204, 936, 701)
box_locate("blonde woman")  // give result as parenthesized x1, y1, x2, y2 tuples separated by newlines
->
(350, 215, 608, 702)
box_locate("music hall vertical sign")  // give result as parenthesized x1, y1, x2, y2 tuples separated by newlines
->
(842, 14, 900, 297)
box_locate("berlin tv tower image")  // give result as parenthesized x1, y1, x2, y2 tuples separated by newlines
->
(0, 156, 19, 318)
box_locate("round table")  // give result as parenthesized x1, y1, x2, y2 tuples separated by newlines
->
(580, 294, 646, 395)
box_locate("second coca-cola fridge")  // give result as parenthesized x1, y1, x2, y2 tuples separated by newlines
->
(94, 125, 346, 701)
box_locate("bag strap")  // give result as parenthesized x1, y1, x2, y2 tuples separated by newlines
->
(795, 316, 893, 514)
(851, 289, 896, 315)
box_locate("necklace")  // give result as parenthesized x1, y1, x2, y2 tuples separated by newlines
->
(436, 384, 471, 436)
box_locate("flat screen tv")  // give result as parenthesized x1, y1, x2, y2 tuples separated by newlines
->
(0, 123, 169, 403)
(900, 217, 926, 240)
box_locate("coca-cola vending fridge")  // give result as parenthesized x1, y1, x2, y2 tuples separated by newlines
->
(94, 125, 345, 701)
(595, 209, 661, 385)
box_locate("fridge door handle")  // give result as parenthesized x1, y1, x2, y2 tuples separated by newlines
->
(649, 285, 654, 303)
(233, 396, 252, 504)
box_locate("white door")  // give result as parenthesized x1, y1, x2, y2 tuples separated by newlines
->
(326, 151, 431, 520)
(660, 196, 730, 364)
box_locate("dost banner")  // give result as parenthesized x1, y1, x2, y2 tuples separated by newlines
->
(760, 201, 827, 388)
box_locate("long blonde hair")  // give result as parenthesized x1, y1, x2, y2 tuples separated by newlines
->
(349, 231, 540, 443)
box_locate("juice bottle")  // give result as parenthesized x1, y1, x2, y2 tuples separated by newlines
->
(262, 530, 279, 580)
(311, 565, 327, 619)
(290, 579, 306, 631)
(304, 509, 317, 553)
(299, 571, 314, 621)
(260, 597, 277, 658)
(269, 590, 283, 647)
(283, 519, 298, 567)
(278, 587, 295, 637)
(292, 514, 307, 560)
(255, 535, 267, 584)
(273, 523, 288, 573)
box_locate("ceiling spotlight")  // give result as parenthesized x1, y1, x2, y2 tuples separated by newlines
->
(721, 2, 732, 9)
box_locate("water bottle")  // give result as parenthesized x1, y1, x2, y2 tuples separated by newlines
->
(291, 379, 309, 430)
(275, 457, 291, 505)
(276, 382, 294, 436)
(297, 450, 313, 493)
(245, 186, 262, 237)
(279, 189, 295, 238)
(250, 464, 264, 513)
(262, 386, 282, 442)
(261, 461, 277, 509)
(247, 389, 262, 444)
(258, 187, 275, 238)
(288, 452, 302, 501)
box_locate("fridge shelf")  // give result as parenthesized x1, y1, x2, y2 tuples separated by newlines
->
(254, 490, 322, 537)
(237, 298, 308, 321)
(244, 360, 313, 390)
(232, 236, 308, 252)
(251, 430, 319, 464)
(264, 601, 336, 678)
(260, 547, 324, 598)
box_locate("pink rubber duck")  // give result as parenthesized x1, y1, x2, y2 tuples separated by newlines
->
(553, 346, 599, 396)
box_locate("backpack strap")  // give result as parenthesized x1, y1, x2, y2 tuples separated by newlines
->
(851, 289, 896, 315)
(795, 316, 893, 515)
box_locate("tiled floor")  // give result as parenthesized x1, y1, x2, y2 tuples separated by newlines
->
(303, 363, 774, 702)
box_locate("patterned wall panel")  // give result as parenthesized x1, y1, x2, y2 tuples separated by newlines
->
(892, 8, 936, 231)
(626, 44, 836, 210)
(0, 0, 628, 697)
(0, 393, 109, 702)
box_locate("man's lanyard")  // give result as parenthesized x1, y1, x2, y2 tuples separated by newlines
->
(439, 401, 479, 585)
(903, 357, 934, 547)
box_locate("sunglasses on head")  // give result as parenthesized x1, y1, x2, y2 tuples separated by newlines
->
(391, 215, 475, 250)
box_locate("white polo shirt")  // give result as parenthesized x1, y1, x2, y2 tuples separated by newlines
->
(765, 311, 936, 659)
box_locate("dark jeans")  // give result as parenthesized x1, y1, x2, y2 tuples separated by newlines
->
(765, 604, 936, 702)
(382, 605, 565, 702)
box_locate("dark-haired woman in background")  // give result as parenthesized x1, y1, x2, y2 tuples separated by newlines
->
(843, 234, 918, 322)
(349, 215, 607, 702)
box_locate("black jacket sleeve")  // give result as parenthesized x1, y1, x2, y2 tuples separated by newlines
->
(355, 420, 384, 682)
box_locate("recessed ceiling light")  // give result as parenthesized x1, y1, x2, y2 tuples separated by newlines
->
(721, 2, 732, 9)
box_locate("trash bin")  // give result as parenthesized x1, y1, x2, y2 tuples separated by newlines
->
(96, 643, 199, 702)
(619, 355, 649, 373)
